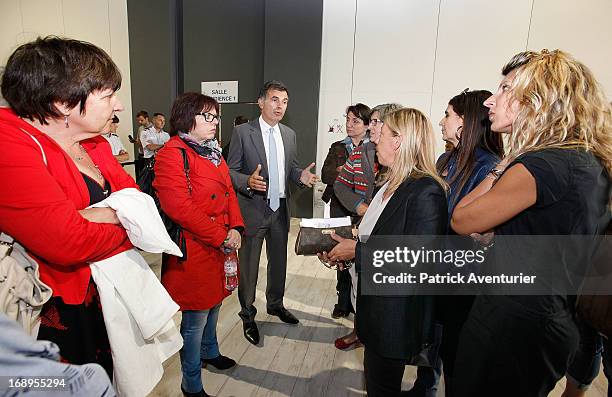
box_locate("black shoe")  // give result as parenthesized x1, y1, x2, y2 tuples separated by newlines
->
(331, 306, 350, 319)
(267, 307, 299, 324)
(202, 354, 236, 370)
(243, 321, 260, 345)
(181, 386, 210, 397)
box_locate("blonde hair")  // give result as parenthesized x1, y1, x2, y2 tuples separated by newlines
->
(504, 50, 612, 175)
(380, 108, 447, 195)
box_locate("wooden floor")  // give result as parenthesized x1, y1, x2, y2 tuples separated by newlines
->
(146, 219, 608, 397)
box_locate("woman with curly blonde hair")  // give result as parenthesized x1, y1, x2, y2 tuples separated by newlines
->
(450, 50, 612, 396)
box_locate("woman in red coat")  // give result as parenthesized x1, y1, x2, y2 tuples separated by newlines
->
(0, 37, 137, 377)
(153, 93, 244, 397)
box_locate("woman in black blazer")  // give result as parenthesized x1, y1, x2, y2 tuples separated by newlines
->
(323, 108, 448, 397)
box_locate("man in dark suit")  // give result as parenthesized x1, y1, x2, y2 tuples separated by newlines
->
(227, 80, 319, 345)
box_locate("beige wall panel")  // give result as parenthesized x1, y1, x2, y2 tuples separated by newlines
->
(527, 0, 612, 98)
(430, 0, 532, 155)
(62, 0, 111, 52)
(19, 0, 64, 41)
(316, 0, 356, 175)
(108, 0, 134, 171)
(0, 1, 24, 65)
(351, 0, 439, 105)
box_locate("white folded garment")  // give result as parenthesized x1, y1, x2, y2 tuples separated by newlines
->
(90, 187, 182, 256)
(89, 188, 183, 396)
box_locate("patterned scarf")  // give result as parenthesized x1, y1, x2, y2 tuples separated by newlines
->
(178, 132, 222, 166)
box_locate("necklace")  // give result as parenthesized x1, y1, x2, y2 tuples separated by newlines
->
(70, 144, 105, 188)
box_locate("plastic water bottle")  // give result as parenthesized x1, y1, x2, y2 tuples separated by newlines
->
(224, 251, 239, 291)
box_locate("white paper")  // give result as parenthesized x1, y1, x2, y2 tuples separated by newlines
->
(300, 216, 351, 228)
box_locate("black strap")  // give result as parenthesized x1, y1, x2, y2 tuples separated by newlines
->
(178, 148, 192, 195)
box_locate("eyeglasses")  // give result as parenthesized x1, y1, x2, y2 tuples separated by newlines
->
(197, 112, 219, 122)
(370, 118, 383, 127)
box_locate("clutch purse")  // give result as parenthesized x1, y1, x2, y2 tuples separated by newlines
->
(295, 217, 354, 256)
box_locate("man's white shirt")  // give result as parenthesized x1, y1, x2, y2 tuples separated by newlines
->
(140, 127, 170, 158)
(104, 133, 127, 157)
(259, 116, 286, 198)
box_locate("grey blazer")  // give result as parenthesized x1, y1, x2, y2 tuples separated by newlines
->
(227, 119, 303, 234)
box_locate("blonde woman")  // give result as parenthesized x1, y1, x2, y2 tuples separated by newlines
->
(451, 50, 612, 396)
(324, 108, 447, 397)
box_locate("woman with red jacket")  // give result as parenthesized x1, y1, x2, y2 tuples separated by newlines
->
(153, 93, 244, 397)
(0, 37, 137, 377)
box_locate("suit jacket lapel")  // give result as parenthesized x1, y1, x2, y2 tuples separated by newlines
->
(279, 124, 292, 180)
(248, 120, 269, 178)
(371, 180, 413, 235)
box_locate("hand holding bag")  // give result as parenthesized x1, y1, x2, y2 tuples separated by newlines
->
(295, 217, 354, 255)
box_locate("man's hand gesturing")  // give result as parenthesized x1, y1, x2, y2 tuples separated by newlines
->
(248, 164, 267, 191)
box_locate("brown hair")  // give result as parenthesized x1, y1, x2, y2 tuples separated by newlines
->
(169, 93, 219, 136)
(1, 36, 121, 125)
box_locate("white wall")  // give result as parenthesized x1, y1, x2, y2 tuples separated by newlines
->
(0, 0, 135, 174)
(316, 0, 612, 175)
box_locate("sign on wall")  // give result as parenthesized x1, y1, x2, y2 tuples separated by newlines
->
(201, 81, 238, 103)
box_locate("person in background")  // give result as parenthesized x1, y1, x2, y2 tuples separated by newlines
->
(330, 103, 402, 351)
(429, 89, 503, 397)
(322, 103, 371, 320)
(140, 112, 170, 161)
(561, 318, 612, 397)
(103, 115, 129, 163)
(132, 110, 151, 175)
(562, 193, 612, 397)
(0, 36, 138, 378)
(136, 110, 153, 135)
(222, 115, 249, 160)
(451, 49, 612, 396)
(153, 93, 244, 397)
(234, 115, 249, 126)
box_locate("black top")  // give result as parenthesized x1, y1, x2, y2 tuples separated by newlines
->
(81, 173, 111, 206)
(494, 148, 611, 314)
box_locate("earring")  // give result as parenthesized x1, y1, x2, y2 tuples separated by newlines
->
(64, 114, 69, 128)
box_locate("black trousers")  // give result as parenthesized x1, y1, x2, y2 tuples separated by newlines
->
(363, 347, 408, 397)
(437, 294, 475, 396)
(238, 200, 288, 323)
(330, 198, 354, 312)
(453, 295, 579, 397)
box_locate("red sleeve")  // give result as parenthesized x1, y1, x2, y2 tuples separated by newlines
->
(0, 131, 131, 266)
(153, 147, 228, 248)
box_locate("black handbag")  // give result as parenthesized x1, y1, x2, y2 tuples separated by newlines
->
(136, 157, 156, 197)
(138, 150, 190, 261)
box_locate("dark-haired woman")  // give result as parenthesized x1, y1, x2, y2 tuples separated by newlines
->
(0, 37, 138, 377)
(435, 90, 503, 395)
(321, 103, 370, 320)
(153, 92, 244, 397)
(438, 90, 504, 221)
